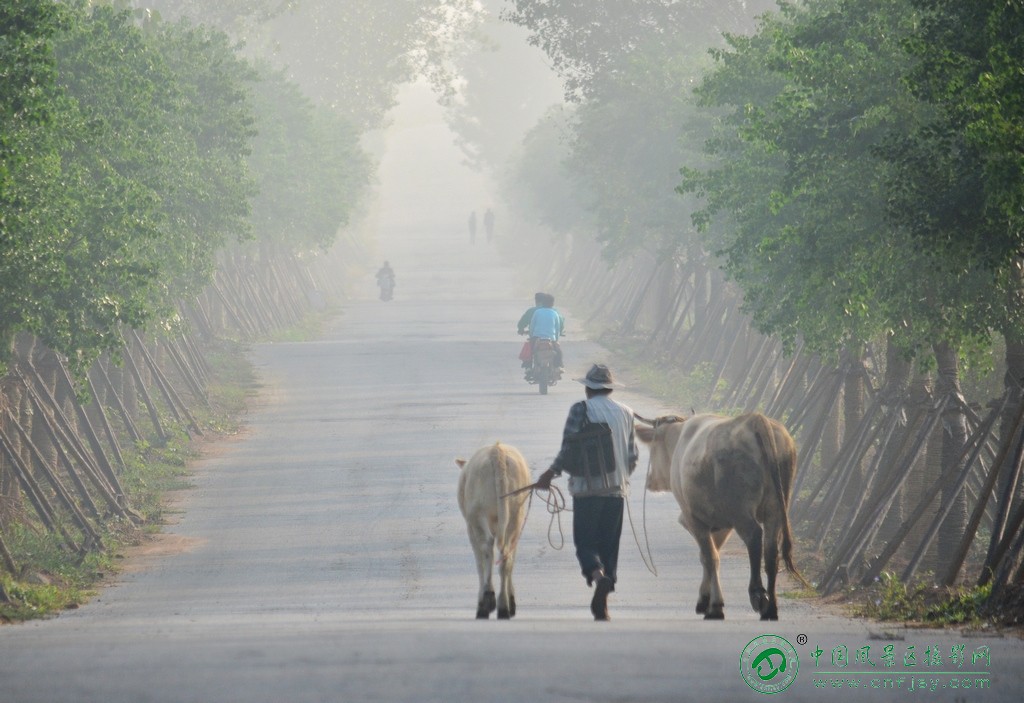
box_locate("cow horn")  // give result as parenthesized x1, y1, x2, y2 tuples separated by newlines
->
(634, 413, 685, 428)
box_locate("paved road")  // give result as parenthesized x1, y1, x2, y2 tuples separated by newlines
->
(2, 229, 1021, 702)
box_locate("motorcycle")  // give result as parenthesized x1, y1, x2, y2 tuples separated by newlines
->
(520, 336, 561, 395)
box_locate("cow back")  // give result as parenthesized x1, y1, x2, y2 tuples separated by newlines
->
(671, 414, 795, 525)
(458, 443, 531, 529)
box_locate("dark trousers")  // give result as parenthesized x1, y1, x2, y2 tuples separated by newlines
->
(573, 496, 624, 586)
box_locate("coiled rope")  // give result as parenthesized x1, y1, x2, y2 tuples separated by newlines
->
(502, 481, 569, 551)
(503, 472, 657, 576)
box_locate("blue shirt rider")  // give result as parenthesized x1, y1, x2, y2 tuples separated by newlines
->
(528, 294, 565, 369)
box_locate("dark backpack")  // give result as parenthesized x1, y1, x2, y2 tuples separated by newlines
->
(561, 403, 616, 478)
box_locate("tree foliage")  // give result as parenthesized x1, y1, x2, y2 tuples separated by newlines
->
(141, 0, 482, 128)
(1, 1, 373, 381)
(502, 0, 774, 102)
(682, 0, 1020, 364)
(501, 1, 770, 261)
(248, 63, 372, 252)
(1, 0, 170, 377)
(501, 105, 590, 235)
(501, 0, 1022, 373)
(0, 0, 71, 363)
(887, 0, 1024, 272)
(45, 1, 259, 370)
(683, 0, 924, 355)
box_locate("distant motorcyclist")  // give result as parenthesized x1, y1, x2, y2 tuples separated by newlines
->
(376, 261, 395, 301)
(517, 292, 546, 370)
(528, 294, 565, 370)
(517, 292, 545, 336)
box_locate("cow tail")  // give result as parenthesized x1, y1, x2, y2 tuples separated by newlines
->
(754, 416, 811, 589)
(494, 443, 519, 565)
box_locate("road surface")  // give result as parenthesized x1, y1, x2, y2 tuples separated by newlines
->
(1, 228, 1021, 703)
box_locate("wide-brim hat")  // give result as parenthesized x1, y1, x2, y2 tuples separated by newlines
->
(577, 363, 620, 390)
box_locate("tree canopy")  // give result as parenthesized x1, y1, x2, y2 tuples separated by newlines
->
(140, 0, 483, 128)
(248, 63, 371, 252)
(684, 0, 1023, 364)
(0, 1, 375, 380)
(502, 0, 1024, 371)
(502, 0, 774, 102)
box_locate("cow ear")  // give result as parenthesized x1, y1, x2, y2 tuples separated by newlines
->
(635, 425, 654, 444)
(456, 458, 466, 469)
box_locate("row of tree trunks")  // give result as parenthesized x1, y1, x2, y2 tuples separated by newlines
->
(506, 222, 1024, 596)
(0, 246, 353, 577)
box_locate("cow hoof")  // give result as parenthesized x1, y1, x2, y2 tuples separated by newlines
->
(750, 589, 769, 614)
(476, 609, 490, 619)
(695, 596, 710, 614)
(509, 596, 517, 618)
(497, 608, 511, 620)
(704, 605, 725, 620)
(482, 591, 496, 614)
(760, 603, 779, 621)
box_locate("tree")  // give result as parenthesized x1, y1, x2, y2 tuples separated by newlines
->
(437, 3, 564, 171)
(894, 0, 1024, 556)
(892, 0, 1024, 272)
(128, 0, 293, 36)
(682, 0, 1009, 363)
(138, 17, 258, 305)
(247, 63, 372, 253)
(4, 0, 170, 379)
(141, 0, 482, 129)
(0, 2, 260, 380)
(502, 0, 774, 102)
(567, 41, 713, 260)
(682, 0, 1021, 574)
(0, 0, 68, 370)
(501, 105, 590, 235)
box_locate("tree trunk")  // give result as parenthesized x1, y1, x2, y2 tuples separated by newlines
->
(839, 347, 867, 509)
(902, 370, 936, 570)
(0, 378, 23, 529)
(934, 340, 969, 579)
(876, 339, 913, 543)
(997, 271, 1024, 528)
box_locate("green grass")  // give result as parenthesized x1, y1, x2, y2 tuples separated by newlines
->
(856, 572, 992, 626)
(0, 526, 114, 622)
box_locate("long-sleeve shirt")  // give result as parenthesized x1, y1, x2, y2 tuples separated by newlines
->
(551, 396, 638, 498)
(529, 307, 563, 340)
(517, 306, 566, 336)
(516, 306, 538, 334)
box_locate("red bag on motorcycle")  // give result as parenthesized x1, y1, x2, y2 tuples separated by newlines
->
(518, 341, 532, 362)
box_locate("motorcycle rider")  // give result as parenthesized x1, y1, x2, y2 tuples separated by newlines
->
(527, 293, 565, 373)
(517, 292, 546, 336)
(517, 292, 545, 370)
(376, 261, 395, 300)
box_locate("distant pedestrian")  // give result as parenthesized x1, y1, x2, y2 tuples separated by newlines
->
(484, 207, 495, 242)
(376, 260, 395, 301)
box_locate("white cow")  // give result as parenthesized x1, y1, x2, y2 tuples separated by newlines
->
(456, 443, 532, 619)
(636, 413, 808, 620)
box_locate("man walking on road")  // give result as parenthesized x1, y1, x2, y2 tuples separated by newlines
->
(536, 364, 638, 620)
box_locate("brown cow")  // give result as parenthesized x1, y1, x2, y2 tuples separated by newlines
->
(456, 443, 531, 619)
(636, 413, 807, 620)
